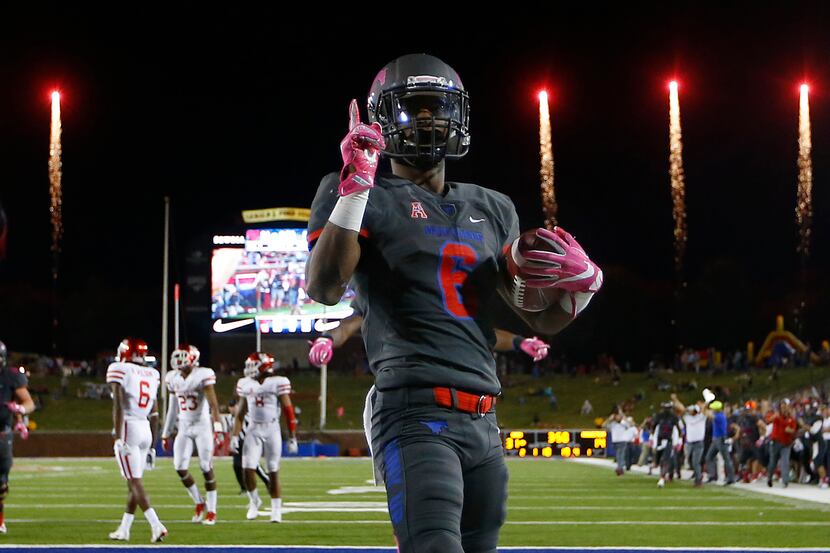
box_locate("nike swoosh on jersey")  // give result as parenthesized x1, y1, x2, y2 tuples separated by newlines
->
(212, 319, 256, 333)
(469, 216, 485, 223)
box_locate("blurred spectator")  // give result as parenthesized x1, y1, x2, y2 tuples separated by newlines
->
(672, 394, 706, 487)
(705, 401, 736, 485)
(604, 409, 630, 476)
(816, 405, 830, 488)
(652, 401, 681, 487)
(60, 367, 70, 397)
(581, 400, 593, 416)
(624, 418, 639, 470)
(736, 401, 766, 482)
(638, 417, 653, 470)
(767, 401, 798, 488)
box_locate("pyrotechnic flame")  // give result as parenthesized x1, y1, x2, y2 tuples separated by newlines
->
(538, 91, 557, 229)
(49, 92, 63, 253)
(796, 84, 812, 259)
(668, 81, 687, 271)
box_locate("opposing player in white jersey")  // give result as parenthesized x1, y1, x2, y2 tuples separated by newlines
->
(231, 352, 298, 522)
(160, 344, 223, 525)
(106, 338, 167, 543)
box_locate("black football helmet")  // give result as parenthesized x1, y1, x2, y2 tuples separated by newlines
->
(367, 53, 470, 169)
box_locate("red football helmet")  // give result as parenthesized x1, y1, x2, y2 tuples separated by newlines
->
(171, 344, 200, 370)
(117, 338, 149, 364)
(244, 352, 275, 378)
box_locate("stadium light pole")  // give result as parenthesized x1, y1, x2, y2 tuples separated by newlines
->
(174, 283, 180, 347)
(255, 294, 262, 352)
(160, 196, 171, 420)
(320, 362, 327, 430)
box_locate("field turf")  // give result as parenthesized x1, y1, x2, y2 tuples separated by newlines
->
(2, 456, 828, 548)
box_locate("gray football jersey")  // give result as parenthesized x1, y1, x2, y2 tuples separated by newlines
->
(309, 173, 519, 395)
(0, 367, 27, 428)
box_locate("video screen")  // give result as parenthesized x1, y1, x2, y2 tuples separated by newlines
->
(211, 228, 354, 334)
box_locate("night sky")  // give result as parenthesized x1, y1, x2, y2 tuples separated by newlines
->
(1, 6, 829, 363)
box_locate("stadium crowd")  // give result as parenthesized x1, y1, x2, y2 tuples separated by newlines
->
(606, 384, 830, 489)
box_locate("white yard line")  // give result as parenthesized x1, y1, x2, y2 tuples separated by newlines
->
(4, 519, 829, 526)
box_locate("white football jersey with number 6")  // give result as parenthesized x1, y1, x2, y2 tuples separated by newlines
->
(106, 362, 161, 421)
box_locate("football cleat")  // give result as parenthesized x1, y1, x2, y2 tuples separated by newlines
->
(203, 512, 217, 526)
(246, 495, 262, 520)
(0, 523, 7, 535)
(150, 524, 168, 543)
(108, 528, 129, 541)
(192, 502, 206, 523)
(657, 477, 665, 488)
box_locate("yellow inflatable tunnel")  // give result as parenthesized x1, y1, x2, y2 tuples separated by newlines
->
(753, 315, 821, 365)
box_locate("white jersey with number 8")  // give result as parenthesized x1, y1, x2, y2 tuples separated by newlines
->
(106, 362, 161, 420)
(235, 375, 291, 423)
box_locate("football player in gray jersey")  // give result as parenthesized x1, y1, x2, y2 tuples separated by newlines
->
(306, 54, 601, 553)
(0, 341, 35, 535)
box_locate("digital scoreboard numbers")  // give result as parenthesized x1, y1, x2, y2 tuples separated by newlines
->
(502, 430, 607, 458)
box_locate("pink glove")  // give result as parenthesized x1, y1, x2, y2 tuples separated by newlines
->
(308, 337, 334, 368)
(518, 227, 602, 293)
(520, 337, 550, 362)
(5, 401, 25, 415)
(14, 421, 29, 440)
(339, 99, 385, 196)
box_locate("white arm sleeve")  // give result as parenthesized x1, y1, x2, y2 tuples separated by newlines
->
(161, 394, 178, 438)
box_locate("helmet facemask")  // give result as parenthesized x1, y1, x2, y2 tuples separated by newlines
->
(171, 345, 199, 373)
(371, 78, 470, 170)
(243, 361, 259, 379)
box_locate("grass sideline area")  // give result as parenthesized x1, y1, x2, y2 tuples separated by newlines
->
(2, 457, 829, 547)
(25, 365, 830, 432)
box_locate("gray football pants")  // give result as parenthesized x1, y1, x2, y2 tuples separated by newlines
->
(369, 387, 508, 553)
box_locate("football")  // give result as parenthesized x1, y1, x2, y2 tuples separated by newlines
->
(504, 229, 566, 312)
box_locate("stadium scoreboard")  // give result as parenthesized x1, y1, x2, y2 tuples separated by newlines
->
(501, 430, 607, 458)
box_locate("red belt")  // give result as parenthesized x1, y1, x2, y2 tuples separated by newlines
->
(433, 387, 496, 417)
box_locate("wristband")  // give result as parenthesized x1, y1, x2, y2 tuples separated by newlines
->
(328, 190, 369, 232)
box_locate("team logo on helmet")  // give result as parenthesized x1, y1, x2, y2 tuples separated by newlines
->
(117, 338, 149, 364)
(244, 352, 275, 379)
(171, 344, 200, 371)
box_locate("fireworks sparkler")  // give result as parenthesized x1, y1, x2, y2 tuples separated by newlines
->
(668, 81, 687, 272)
(538, 90, 557, 229)
(796, 83, 812, 260)
(49, 91, 63, 253)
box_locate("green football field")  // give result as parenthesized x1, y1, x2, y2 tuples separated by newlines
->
(2, 456, 829, 547)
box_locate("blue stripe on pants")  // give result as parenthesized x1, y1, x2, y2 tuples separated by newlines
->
(383, 438, 405, 525)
